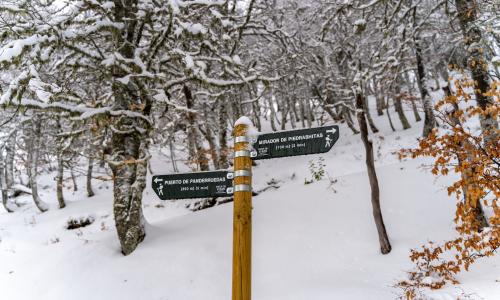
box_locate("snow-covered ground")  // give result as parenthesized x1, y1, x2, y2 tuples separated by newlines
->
(1, 112, 499, 300)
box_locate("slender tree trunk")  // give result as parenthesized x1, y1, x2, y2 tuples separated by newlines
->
(343, 107, 360, 134)
(414, 38, 437, 137)
(322, 105, 338, 123)
(218, 101, 229, 169)
(291, 96, 300, 125)
(312, 84, 340, 125)
(70, 167, 77, 192)
(376, 96, 385, 116)
(86, 155, 95, 197)
(363, 95, 379, 133)
(55, 118, 66, 208)
(232, 97, 242, 124)
(299, 98, 306, 128)
(393, 85, 411, 130)
(394, 97, 411, 130)
(289, 97, 297, 129)
(203, 103, 220, 169)
(355, 93, 392, 254)
(385, 97, 396, 132)
(184, 85, 209, 171)
(432, 66, 441, 90)
(410, 97, 421, 123)
(195, 129, 209, 171)
(5, 130, 16, 194)
(185, 88, 198, 167)
(281, 98, 288, 130)
(27, 117, 48, 213)
(303, 99, 312, 128)
(252, 101, 262, 132)
(374, 81, 384, 116)
(99, 130, 107, 168)
(403, 71, 422, 122)
(169, 138, 179, 173)
(268, 95, 278, 131)
(306, 99, 314, 127)
(56, 155, 66, 209)
(0, 152, 14, 213)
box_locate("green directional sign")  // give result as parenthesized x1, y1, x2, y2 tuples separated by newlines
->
(251, 125, 339, 160)
(152, 170, 234, 200)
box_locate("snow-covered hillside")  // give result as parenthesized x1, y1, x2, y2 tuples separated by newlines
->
(1, 0, 499, 299)
(1, 115, 499, 300)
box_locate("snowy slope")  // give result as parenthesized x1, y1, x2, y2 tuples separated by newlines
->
(1, 113, 499, 300)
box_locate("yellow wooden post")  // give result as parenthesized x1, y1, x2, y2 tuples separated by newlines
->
(232, 123, 252, 300)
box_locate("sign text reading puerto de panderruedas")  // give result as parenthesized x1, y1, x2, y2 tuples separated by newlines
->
(163, 176, 227, 186)
(152, 171, 233, 200)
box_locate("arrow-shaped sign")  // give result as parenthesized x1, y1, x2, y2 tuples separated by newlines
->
(152, 170, 234, 200)
(250, 125, 339, 160)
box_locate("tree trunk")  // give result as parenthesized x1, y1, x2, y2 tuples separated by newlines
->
(448, 101, 489, 229)
(363, 95, 379, 133)
(110, 2, 149, 255)
(218, 101, 229, 169)
(0, 152, 14, 213)
(27, 117, 48, 213)
(385, 97, 396, 132)
(169, 138, 179, 173)
(376, 96, 385, 116)
(289, 97, 297, 129)
(184, 85, 209, 171)
(70, 167, 77, 192)
(291, 96, 300, 125)
(203, 103, 220, 169)
(455, 0, 498, 143)
(410, 97, 421, 123)
(232, 97, 242, 124)
(252, 101, 262, 132)
(5, 130, 16, 194)
(55, 118, 66, 208)
(303, 99, 312, 128)
(281, 100, 288, 131)
(393, 85, 411, 130)
(403, 71, 422, 122)
(56, 154, 66, 209)
(343, 106, 360, 134)
(87, 155, 95, 197)
(374, 81, 384, 116)
(312, 84, 340, 125)
(109, 82, 148, 255)
(355, 93, 392, 254)
(306, 99, 314, 127)
(299, 98, 306, 128)
(414, 37, 437, 137)
(268, 95, 278, 131)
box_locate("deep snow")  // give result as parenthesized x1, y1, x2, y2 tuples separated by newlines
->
(1, 111, 499, 300)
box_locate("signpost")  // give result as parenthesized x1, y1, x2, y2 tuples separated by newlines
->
(232, 123, 253, 300)
(151, 171, 234, 200)
(250, 125, 339, 160)
(151, 120, 339, 300)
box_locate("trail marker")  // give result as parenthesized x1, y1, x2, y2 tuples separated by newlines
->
(151, 171, 234, 200)
(232, 123, 253, 300)
(150, 120, 339, 300)
(250, 125, 339, 160)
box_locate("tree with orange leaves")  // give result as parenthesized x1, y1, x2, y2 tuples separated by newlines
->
(397, 77, 499, 299)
